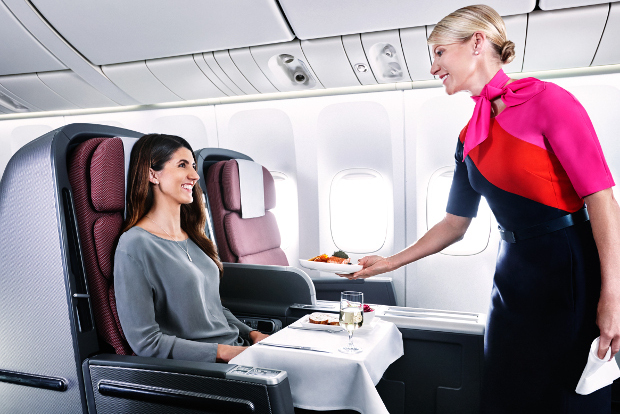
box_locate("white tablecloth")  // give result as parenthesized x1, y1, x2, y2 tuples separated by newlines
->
(230, 319, 404, 413)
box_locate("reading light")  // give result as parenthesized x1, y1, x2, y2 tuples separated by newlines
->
(268, 54, 317, 90)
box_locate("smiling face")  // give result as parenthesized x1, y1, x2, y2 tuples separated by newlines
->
(430, 39, 478, 95)
(150, 147, 200, 206)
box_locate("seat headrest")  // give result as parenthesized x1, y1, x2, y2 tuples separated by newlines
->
(90, 138, 125, 212)
(221, 160, 276, 213)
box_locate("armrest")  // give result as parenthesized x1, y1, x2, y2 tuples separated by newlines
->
(221, 263, 316, 306)
(85, 354, 233, 378)
(83, 353, 294, 414)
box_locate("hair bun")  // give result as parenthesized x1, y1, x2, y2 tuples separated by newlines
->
(501, 40, 516, 64)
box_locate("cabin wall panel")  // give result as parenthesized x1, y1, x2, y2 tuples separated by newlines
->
(63, 106, 218, 151)
(312, 92, 406, 305)
(404, 88, 497, 314)
(214, 103, 304, 269)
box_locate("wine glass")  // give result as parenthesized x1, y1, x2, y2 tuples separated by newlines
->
(339, 291, 364, 354)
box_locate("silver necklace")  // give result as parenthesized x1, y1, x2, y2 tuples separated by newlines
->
(146, 215, 192, 262)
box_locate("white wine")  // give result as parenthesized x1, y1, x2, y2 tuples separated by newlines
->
(339, 307, 363, 332)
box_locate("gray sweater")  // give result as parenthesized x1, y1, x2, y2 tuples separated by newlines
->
(114, 226, 253, 362)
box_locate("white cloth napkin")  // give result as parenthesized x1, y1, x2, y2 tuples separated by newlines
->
(575, 337, 620, 395)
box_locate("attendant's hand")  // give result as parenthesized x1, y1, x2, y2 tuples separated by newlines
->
(216, 344, 247, 363)
(596, 290, 620, 360)
(337, 255, 392, 280)
(249, 330, 270, 344)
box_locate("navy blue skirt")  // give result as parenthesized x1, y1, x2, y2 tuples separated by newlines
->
(482, 221, 610, 413)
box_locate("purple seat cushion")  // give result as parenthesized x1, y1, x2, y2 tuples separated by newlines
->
(68, 137, 133, 356)
(205, 159, 288, 266)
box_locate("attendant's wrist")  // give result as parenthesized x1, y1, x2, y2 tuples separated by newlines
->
(385, 256, 398, 272)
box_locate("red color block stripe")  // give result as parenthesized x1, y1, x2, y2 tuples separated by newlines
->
(468, 120, 584, 213)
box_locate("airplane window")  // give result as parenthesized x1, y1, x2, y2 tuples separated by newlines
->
(270, 171, 296, 250)
(330, 169, 388, 253)
(427, 167, 491, 256)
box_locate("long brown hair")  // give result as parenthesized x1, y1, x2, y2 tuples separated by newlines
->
(123, 133, 223, 276)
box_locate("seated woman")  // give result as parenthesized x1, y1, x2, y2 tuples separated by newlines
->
(114, 133, 268, 363)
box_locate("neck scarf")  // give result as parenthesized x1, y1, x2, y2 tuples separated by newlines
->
(462, 69, 545, 160)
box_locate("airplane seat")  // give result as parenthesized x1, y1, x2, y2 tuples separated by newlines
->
(0, 124, 295, 413)
(67, 137, 133, 356)
(206, 158, 289, 265)
(196, 148, 396, 307)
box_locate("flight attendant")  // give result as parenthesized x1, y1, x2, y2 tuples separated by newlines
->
(114, 134, 268, 363)
(348, 5, 620, 412)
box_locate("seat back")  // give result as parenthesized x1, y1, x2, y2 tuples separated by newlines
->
(206, 159, 289, 266)
(68, 137, 133, 355)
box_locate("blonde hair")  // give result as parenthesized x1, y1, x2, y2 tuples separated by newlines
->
(428, 5, 515, 65)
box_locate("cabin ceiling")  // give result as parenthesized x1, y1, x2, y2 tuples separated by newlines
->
(0, 0, 619, 114)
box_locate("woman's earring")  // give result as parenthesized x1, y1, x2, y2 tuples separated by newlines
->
(474, 50, 479, 55)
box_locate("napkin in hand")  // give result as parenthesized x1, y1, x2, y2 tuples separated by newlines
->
(575, 337, 620, 395)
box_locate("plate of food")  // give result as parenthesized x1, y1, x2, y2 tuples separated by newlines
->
(299, 250, 362, 274)
(298, 313, 343, 331)
(297, 312, 377, 332)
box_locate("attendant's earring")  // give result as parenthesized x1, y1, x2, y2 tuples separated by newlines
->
(474, 49, 479, 55)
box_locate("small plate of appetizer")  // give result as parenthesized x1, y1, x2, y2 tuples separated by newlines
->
(299, 250, 362, 273)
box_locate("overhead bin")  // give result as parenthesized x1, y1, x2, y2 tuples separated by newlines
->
(37, 71, 119, 109)
(202, 53, 246, 95)
(145, 55, 227, 101)
(522, 5, 609, 72)
(29, 0, 294, 66)
(102, 61, 182, 105)
(342, 35, 378, 85)
(277, 0, 536, 39)
(539, 0, 617, 11)
(250, 40, 324, 92)
(228, 48, 280, 94)
(592, 3, 620, 66)
(400, 27, 433, 81)
(0, 73, 79, 111)
(300, 37, 361, 88)
(0, 1, 65, 76)
(361, 30, 411, 84)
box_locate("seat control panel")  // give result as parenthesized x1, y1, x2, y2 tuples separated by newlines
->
(226, 365, 287, 385)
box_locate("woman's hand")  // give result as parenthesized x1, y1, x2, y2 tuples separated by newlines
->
(338, 255, 392, 280)
(216, 344, 247, 363)
(249, 330, 269, 344)
(597, 290, 620, 360)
